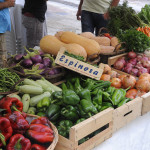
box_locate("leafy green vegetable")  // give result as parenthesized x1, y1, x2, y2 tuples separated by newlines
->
(108, 1, 144, 35)
(138, 4, 150, 25)
(64, 51, 85, 62)
(118, 28, 150, 53)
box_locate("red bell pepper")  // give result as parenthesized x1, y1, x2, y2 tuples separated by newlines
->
(31, 117, 49, 126)
(27, 124, 54, 143)
(31, 144, 46, 150)
(0, 97, 23, 114)
(6, 134, 31, 150)
(0, 117, 13, 147)
(7, 111, 29, 134)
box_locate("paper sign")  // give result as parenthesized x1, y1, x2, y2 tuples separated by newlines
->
(55, 48, 104, 80)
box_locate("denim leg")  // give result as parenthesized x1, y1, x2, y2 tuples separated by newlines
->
(81, 10, 94, 33)
(93, 14, 108, 36)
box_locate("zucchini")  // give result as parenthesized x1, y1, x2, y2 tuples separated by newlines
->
(43, 79, 62, 92)
(18, 85, 43, 95)
(36, 80, 54, 93)
(30, 91, 51, 106)
(8, 94, 22, 101)
(22, 94, 30, 113)
(23, 79, 42, 87)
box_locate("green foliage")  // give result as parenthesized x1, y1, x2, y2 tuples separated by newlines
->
(119, 28, 150, 52)
(108, 1, 144, 35)
(138, 4, 150, 25)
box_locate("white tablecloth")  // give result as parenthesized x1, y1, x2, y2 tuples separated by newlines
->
(94, 112, 150, 150)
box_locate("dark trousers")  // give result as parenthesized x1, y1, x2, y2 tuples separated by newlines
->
(81, 10, 108, 36)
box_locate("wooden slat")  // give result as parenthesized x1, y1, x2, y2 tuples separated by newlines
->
(113, 97, 142, 133)
(70, 108, 113, 142)
(108, 53, 127, 66)
(141, 92, 150, 115)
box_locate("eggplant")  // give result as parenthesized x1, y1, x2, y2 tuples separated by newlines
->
(14, 54, 23, 63)
(34, 63, 45, 70)
(31, 55, 42, 64)
(43, 57, 51, 67)
(21, 59, 33, 68)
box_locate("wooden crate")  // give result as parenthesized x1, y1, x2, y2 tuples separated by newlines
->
(55, 108, 113, 150)
(141, 92, 150, 115)
(113, 97, 142, 133)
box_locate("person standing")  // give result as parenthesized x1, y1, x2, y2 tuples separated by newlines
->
(76, 0, 120, 36)
(0, 0, 15, 67)
(22, 0, 47, 49)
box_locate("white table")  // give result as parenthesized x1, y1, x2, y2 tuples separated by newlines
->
(94, 112, 150, 150)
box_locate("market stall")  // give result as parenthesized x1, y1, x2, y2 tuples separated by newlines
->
(1, 2, 150, 150)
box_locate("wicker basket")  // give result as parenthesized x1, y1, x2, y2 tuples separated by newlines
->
(27, 114, 58, 150)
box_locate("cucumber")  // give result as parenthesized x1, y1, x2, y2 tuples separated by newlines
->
(18, 85, 43, 95)
(23, 79, 42, 87)
(30, 91, 51, 106)
(22, 94, 30, 113)
(8, 94, 22, 101)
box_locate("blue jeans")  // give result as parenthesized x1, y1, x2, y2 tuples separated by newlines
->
(81, 10, 108, 36)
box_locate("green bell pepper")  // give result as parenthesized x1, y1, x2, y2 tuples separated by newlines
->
(46, 104, 60, 121)
(27, 107, 36, 115)
(102, 92, 112, 102)
(76, 118, 85, 124)
(57, 120, 73, 138)
(80, 99, 98, 117)
(37, 97, 50, 111)
(84, 78, 96, 90)
(93, 89, 102, 105)
(106, 86, 116, 96)
(78, 89, 91, 102)
(66, 81, 74, 91)
(37, 112, 45, 117)
(61, 105, 79, 121)
(117, 98, 132, 107)
(112, 88, 127, 106)
(63, 89, 80, 105)
(100, 102, 113, 111)
(51, 91, 63, 105)
(77, 104, 87, 118)
(74, 78, 82, 94)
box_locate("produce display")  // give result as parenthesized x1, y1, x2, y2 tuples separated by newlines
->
(113, 51, 150, 77)
(1, 3, 150, 149)
(0, 96, 55, 150)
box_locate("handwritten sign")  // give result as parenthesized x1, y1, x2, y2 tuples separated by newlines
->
(55, 48, 104, 80)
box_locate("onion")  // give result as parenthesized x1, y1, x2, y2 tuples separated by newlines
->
(136, 91, 146, 97)
(108, 70, 117, 78)
(130, 68, 138, 77)
(136, 79, 150, 92)
(103, 64, 111, 74)
(142, 61, 150, 68)
(110, 78, 122, 88)
(118, 57, 126, 65)
(137, 68, 148, 77)
(118, 74, 127, 82)
(140, 56, 149, 63)
(128, 51, 137, 59)
(100, 74, 110, 81)
(114, 60, 124, 70)
(123, 66, 132, 74)
(139, 73, 150, 81)
(125, 63, 133, 68)
(122, 75, 136, 89)
(135, 62, 143, 69)
(137, 55, 143, 61)
(126, 89, 138, 99)
(129, 58, 137, 65)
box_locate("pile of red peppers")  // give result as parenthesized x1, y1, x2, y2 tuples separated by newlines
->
(0, 96, 54, 150)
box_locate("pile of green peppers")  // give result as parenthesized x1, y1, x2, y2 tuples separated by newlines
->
(42, 77, 132, 142)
